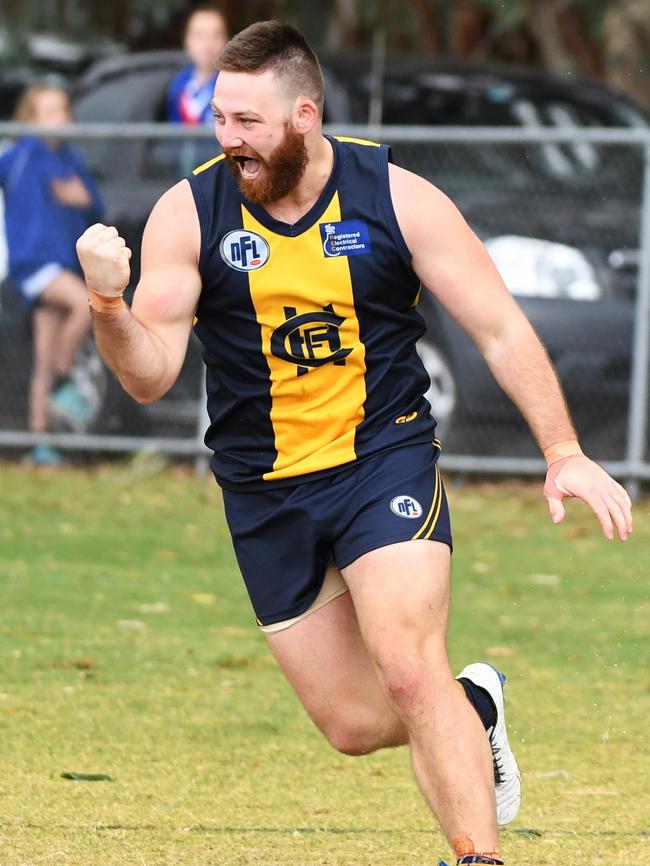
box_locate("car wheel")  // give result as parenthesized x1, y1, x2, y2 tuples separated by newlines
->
(69, 338, 151, 437)
(70, 337, 109, 430)
(416, 339, 458, 440)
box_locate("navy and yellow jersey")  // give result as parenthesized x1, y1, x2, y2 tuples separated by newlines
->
(187, 135, 437, 489)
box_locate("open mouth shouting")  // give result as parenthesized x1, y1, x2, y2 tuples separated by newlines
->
(230, 154, 263, 180)
(224, 124, 308, 205)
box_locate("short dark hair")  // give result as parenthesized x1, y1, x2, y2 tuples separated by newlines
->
(215, 21, 324, 114)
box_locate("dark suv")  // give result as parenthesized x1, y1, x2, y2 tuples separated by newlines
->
(339, 58, 645, 457)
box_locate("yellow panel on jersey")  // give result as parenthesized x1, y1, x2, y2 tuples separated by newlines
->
(242, 195, 367, 480)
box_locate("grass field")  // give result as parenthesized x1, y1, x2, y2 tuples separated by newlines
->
(0, 458, 648, 866)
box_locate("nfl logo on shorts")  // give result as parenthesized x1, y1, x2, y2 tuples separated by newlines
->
(390, 495, 423, 519)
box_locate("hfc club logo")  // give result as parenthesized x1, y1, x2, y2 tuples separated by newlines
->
(220, 230, 270, 271)
(270, 304, 352, 377)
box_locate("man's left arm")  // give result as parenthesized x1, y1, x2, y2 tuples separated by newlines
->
(389, 163, 632, 541)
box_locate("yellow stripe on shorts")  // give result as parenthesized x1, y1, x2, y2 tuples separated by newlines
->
(412, 464, 443, 540)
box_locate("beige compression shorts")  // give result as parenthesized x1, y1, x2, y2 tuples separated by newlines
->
(258, 566, 349, 634)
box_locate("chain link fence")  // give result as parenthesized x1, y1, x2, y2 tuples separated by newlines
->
(1, 123, 648, 484)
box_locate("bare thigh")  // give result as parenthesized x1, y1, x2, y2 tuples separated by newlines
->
(266, 585, 406, 754)
(38, 270, 91, 374)
(39, 270, 88, 313)
(32, 305, 65, 371)
(341, 539, 452, 667)
(265, 541, 452, 752)
(28, 305, 66, 431)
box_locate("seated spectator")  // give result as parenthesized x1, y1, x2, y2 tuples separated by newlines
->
(0, 83, 105, 464)
(167, 4, 229, 125)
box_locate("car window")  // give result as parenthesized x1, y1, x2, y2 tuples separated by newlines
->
(509, 95, 644, 185)
(73, 67, 188, 181)
(74, 66, 175, 122)
(382, 81, 518, 126)
(375, 75, 645, 193)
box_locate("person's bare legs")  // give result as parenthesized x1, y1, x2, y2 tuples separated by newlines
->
(267, 583, 407, 755)
(342, 541, 498, 855)
(38, 271, 91, 378)
(29, 305, 63, 432)
(267, 551, 498, 858)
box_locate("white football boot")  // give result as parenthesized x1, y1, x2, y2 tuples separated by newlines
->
(456, 662, 521, 826)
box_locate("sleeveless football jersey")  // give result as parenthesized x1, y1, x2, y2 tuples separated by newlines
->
(188, 135, 437, 488)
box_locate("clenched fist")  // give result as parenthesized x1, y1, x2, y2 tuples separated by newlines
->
(76, 224, 132, 297)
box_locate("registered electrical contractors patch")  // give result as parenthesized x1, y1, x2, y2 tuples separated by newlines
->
(320, 219, 371, 257)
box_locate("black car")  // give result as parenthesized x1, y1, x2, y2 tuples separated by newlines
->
(338, 57, 645, 457)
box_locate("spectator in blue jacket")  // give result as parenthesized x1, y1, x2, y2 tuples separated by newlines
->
(0, 83, 104, 464)
(166, 4, 229, 125)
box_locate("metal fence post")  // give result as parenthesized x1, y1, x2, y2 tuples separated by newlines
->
(624, 139, 650, 497)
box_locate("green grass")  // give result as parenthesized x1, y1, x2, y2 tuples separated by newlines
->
(0, 458, 648, 866)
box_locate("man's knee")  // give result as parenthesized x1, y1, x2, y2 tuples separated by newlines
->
(374, 643, 447, 718)
(319, 713, 398, 756)
(382, 657, 428, 710)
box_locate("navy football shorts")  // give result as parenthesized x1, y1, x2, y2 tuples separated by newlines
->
(221, 440, 452, 628)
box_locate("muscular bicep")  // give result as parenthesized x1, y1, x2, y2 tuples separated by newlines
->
(389, 164, 528, 352)
(131, 180, 203, 383)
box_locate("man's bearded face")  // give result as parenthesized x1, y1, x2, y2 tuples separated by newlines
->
(224, 121, 309, 205)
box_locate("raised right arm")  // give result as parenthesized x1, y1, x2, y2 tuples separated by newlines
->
(76, 179, 202, 404)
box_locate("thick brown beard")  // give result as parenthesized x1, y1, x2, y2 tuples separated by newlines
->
(225, 123, 309, 205)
